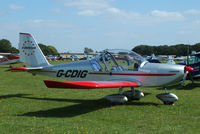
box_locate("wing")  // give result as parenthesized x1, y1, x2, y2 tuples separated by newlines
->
(44, 80, 141, 89)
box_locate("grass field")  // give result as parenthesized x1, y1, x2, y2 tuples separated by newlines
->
(0, 61, 200, 134)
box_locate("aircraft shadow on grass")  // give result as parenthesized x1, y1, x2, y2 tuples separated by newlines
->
(0, 66, 9, 68)
(18, 92, 158, 118)
(0, 93, 31, 99)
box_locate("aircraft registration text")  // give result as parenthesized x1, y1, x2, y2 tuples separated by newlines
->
(56, 70, 88, 78)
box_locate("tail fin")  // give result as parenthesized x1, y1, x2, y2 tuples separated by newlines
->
(19, 33, 50, 67)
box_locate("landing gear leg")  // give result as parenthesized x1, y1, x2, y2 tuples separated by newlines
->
(130, 87, 137, 100)
(118, 87, 123, 95)
(123, 87, 144, 100)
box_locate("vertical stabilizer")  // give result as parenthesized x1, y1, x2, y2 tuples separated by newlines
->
(19, 33, 50, 67)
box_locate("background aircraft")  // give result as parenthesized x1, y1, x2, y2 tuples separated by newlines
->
(177, 52, 200, 78)
(9, 33, 194, 105)
(146, 53, 161, 63)
(0, 53, 19, 66)
(146, 54, 176, 64)
(166, 56, 176, 64)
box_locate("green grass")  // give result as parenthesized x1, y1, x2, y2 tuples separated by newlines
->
(0, 62, 200, 134)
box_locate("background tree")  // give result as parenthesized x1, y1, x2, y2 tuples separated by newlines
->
(84, 47, 94, 55)
(38, 43, 59, 56)
(132, 43, 200, 56)
(10, 47, 19, 53)
(47, 46, 59, 55)
(0, 39, 12, 52)
(0, 39, 19, 53)
(191, 43, 200, 52)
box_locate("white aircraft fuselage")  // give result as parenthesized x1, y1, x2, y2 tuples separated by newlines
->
(31, 59, 185, 87)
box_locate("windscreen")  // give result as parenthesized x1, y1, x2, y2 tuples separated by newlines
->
(90, 49, 146, 71)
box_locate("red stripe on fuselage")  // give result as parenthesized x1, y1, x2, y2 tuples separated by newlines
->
(36, 70, 56, 73)
(88, 72, 176, 76)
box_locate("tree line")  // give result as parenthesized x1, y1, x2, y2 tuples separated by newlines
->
(38, 43, 59, 56)
(132, 43, 200, 56)
(0, 38, 58, 56)
(0, 39, 19, 53)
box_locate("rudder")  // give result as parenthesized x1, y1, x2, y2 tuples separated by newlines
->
(19, 33, 50, 67)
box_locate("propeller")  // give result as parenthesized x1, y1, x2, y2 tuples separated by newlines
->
(187, 45, 194, 83)
(186, 45, 189, 66)
(181, 66, 194, 86)
(181, 45, 194, 85)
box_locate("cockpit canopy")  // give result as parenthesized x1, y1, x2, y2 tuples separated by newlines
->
(90, 49, 146, 72)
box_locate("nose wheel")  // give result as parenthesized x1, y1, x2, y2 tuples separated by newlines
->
(156, 88, 178, 105)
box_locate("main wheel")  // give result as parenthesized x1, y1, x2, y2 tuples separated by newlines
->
(123, 90, 144, 100)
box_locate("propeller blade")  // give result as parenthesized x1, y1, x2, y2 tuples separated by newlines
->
(187, 45, 189, 66)
(181, 71, 188, 86)
(185, 45, 194, 82)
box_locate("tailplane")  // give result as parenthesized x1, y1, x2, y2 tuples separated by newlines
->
(19, 33, 50, 67)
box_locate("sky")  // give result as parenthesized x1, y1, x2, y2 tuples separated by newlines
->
(1, 0, 200, 53)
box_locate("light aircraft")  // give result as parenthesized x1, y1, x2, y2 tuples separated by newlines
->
(146, 53, 161, 63)
(147, 54, 176, 64)
(0, 53, 19, 66)
(166, 56, 176, 64)
(8, 33, 194, 105)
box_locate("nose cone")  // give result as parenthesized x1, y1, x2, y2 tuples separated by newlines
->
(184, 66, 194, 72)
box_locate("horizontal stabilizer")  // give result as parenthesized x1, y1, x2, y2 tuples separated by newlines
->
(0, 53, 12, 56)
(44, 80, 141, 89)
(7, 67, 43, 71)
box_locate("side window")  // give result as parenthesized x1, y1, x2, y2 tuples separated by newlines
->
(98, 57, 107, 71)
(115, 55, 139, 71)
(104, 54, 118, 71)
(90, 59, 102, 71)
(97, 53, 119, 72)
